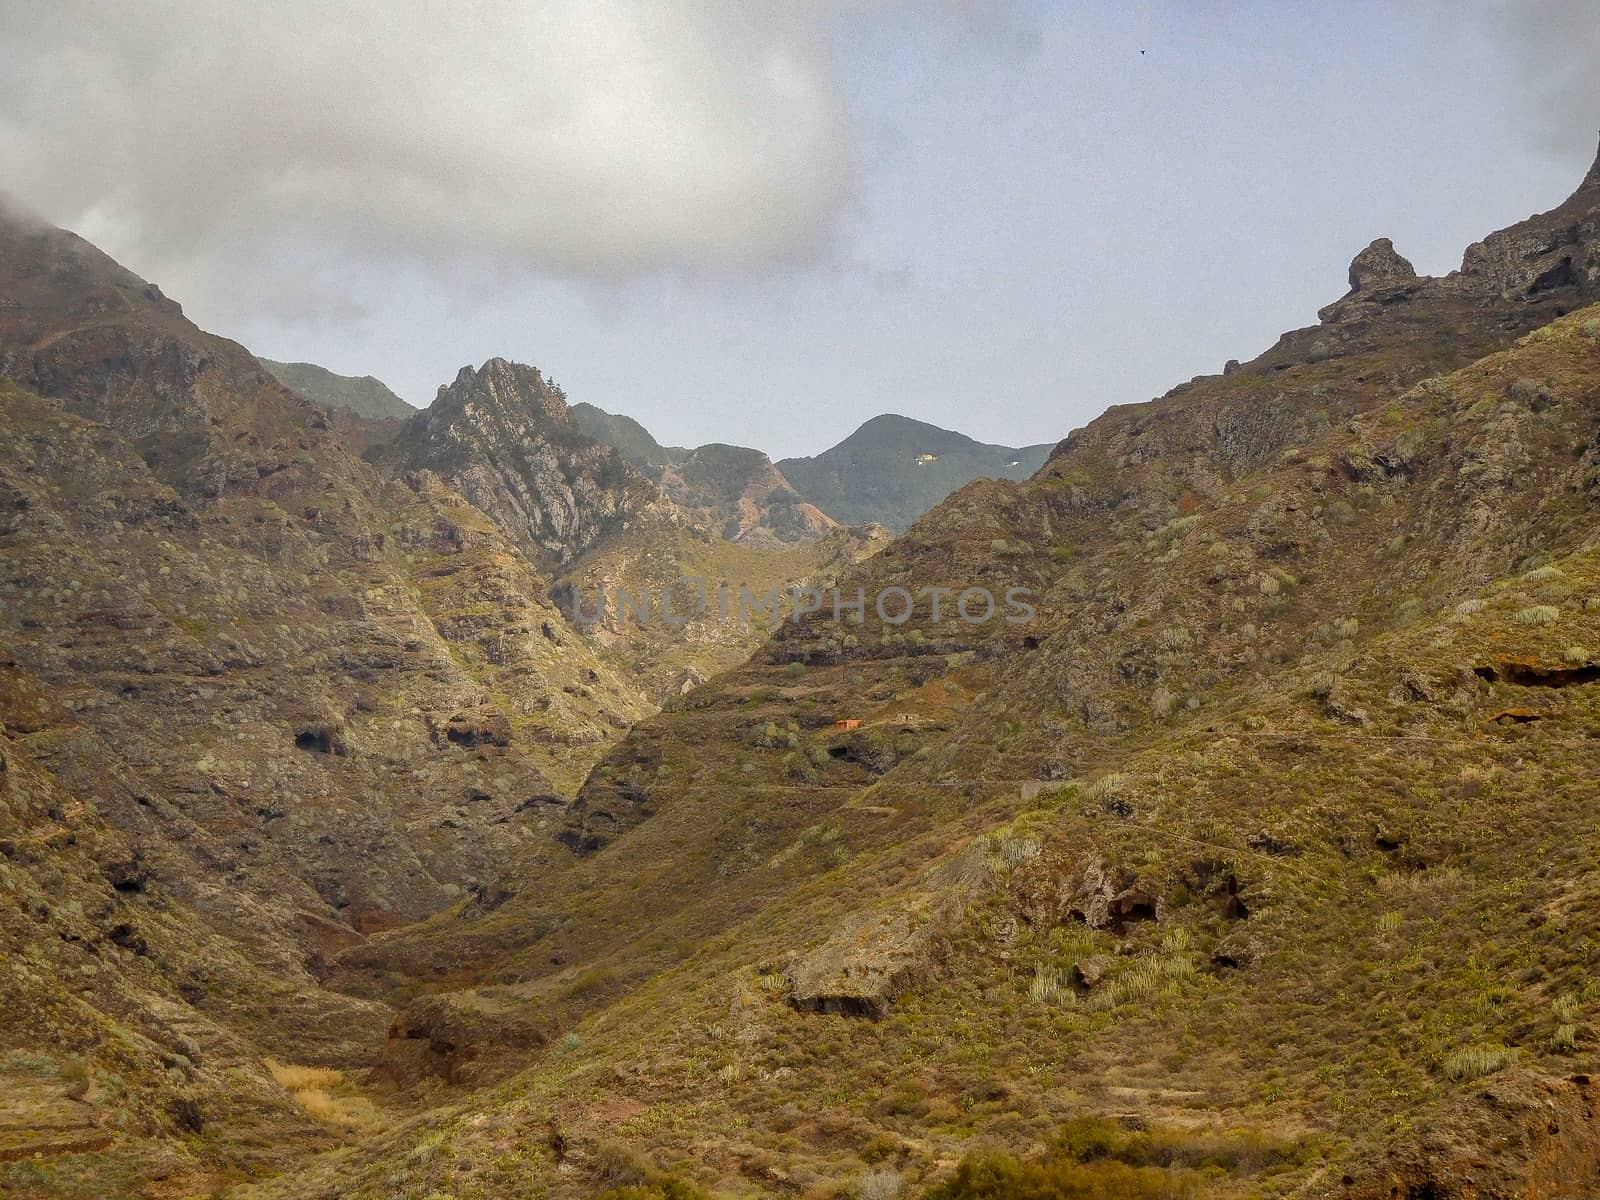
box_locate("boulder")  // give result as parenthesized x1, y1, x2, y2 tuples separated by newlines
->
(1347, 237, 1418, 294)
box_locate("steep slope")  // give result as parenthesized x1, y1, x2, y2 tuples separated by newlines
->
(257, 358, 413, 420)
(370, 359, 668, 568)
(280, 148, 1600, 1199)
(569, 401, 686, 474)
(778, 413, 1053, 531)
(549, 519, 891, 705)
(0, 213, 666, 1191)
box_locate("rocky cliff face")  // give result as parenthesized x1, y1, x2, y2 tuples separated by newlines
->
(570, 402, 838, 546)
(372, 358, 668, 567)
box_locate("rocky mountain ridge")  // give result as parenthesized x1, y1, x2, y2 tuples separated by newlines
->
(369, 358, 668, 568)
(573, 400, 1054, 534)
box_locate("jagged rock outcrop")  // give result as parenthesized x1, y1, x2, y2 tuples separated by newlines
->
(571, 404, 838, 545)
(371, 358, 669, 566)
(1459, 134, 1600, 300)
(1348, 1071, 1600, 1199)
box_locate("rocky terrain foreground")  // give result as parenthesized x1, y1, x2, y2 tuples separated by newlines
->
(1, 145, 1600, 1200)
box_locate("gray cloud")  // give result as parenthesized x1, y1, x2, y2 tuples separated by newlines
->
(1464, 0, 1600, 156)
(0, 1, 864, 309)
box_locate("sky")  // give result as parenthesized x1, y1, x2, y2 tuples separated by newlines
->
(2, 2, 1597, 458)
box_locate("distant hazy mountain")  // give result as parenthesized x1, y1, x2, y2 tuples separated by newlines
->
(777, 413, 1053, 531)
(574, 405, 1052, 533)
(568, 404, 835, 546)
(259, 357, 414, 420)
(570, 401, 687, 473)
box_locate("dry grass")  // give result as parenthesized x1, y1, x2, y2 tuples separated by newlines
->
(266, 1059, 380, 1130)
(266, 1059, 344, 1091)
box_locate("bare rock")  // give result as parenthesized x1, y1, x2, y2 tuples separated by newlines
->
(1348, 238, 1418, 294)
(1072, 957, 1106, 989)
(444, 705, 511, 748)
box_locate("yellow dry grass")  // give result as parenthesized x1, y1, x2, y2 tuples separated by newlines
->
(265, 1059, 344, 1091)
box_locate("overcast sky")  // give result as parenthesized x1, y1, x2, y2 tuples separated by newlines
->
(3, 2, 1597, 457)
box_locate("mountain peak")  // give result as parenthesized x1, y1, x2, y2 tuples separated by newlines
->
(437, 357, 570, 427)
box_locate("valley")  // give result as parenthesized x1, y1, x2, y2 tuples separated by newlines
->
(3, 104, 1600, 1200)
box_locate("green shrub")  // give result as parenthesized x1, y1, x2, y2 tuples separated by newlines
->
(985, 831, 1041, 874)
(1306, 671, 1337, 700)
(1083, 773, 1129, 804)
(1029, 964, 1070, 1006)
(1510, 377, 1547, 406)
(855, 1167, 905, 1200)
(781, 752, 817, 783)
(600, 1180, 712, 1200)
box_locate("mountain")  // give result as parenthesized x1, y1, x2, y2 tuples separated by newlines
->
(778, 413, 1054, 531)
(569, 401, 686, 473)
(368, 359, 668, 568)
(657, 443, 838, 548)
(573, 401, 1053, 535)
(6, 141, 1600, 1200)
(569, 402, 839, 547)
(0, 210, 681, 1184)
(257, 358, 413, 420)
(289, 145, 1600, 1200)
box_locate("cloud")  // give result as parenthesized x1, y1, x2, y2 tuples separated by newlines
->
(1463, 0, 1600, 156)
(0, 1, 867, 311)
